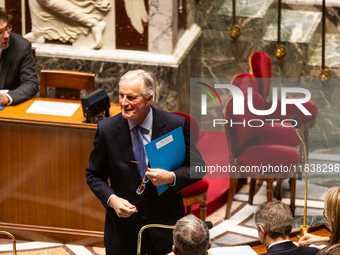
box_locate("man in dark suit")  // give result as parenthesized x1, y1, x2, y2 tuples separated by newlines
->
(254, 200, 319, 255)
(0, 8, 38, 106)
(86, 70, 205, 255)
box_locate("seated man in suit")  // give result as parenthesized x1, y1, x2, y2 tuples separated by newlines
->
(169, 214, 211, 255)
(0, 8, 38, 106)
(254, 200, 319, 255)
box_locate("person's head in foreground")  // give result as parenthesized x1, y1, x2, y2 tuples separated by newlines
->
(253, 200, 293, 249)
(324, 186, 340, 245)
(297, 186, 340, 248)
(254, 200, 319, 255)
(172, 214, 211, 255)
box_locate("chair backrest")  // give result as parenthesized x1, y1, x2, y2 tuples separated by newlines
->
(223, 92, 264, 157)
(230, 73, 259, 93)
(31, 47, 36, 61)
(0, 231, 17, 255)
(171, 111, 200, 143)
(40, 70, 95, 100)
(248, 51, 272, 100)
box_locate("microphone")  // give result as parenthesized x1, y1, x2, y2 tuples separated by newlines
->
(290, 114, 301, 129)
(204, 221, 213, 229)
(290, 114, 309, 239)
(290, 114, 303, 142)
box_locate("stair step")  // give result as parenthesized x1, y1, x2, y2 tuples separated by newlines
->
(263, 9, 322, 43)
(283, 0, 340, 7)
(218, 0, 274, 18)
(308, 34, 340, 67)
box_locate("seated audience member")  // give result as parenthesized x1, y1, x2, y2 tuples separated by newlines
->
(0, 8, 38, 106)
(317, 243, 340, 255)
(298, 186, 340, 247)
(170, 214, 211, 255)
(254, 200, 319, 255)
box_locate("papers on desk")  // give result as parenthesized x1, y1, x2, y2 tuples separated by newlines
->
(293, 242, 326, 250)
(145, 127, 186, 196)
(208, 245, 257, 255)
(26, 100, 80, 117)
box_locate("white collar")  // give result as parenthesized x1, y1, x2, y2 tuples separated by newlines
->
(267, 239, 291, 250)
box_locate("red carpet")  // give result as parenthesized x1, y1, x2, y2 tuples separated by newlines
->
(191, 131, 233, 217)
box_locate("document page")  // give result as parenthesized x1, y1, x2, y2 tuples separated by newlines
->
(209, 245, 257, 255)
(26, 100, 80, 117)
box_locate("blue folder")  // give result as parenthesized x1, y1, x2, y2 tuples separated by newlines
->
(145, 127, 186, 195)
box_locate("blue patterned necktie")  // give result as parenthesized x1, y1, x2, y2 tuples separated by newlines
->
(134, 125, 146, 178)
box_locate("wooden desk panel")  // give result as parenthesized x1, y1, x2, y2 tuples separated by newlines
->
(0, 98, 121, 246)
(0, 97, 121, 128)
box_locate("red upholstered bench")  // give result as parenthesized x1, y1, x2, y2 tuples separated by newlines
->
(171, 112, 237, 218)
(181, 179, 209, 221)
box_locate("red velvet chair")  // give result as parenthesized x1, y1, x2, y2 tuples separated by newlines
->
(230, 73, 260, 93)
(181, 179, 209, 221)
(224, 92, 300, 219)
(248, 52, 318, 154)
(230, 73, 301, 202)
(171, 111, 209, 221)
(170, 111, 200, 142)
(231, 73, 300, 146)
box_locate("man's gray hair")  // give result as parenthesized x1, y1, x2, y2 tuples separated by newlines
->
(119, 70, 155, 101)
(253, 200, 293, 239)
(173, 215, 210, 255)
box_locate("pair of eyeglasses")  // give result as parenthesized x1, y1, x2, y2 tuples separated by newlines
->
(132, 161, 149, 195)
(0, 24, 12, 38)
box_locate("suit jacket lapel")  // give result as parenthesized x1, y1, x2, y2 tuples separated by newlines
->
(1, 36, 13, 89)
(115, 116, 142, 184)
(114, 108, 169, 184)
(151, 107, 168, 140)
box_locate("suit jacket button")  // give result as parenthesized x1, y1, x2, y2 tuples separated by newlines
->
(142, 216, 146, 220)
(143, 198, 147, 202)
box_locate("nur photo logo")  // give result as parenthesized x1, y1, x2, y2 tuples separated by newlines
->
(195, 80, 312, 128)
(196, 82, 222, 115)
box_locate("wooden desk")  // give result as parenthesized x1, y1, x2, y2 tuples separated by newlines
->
(0, 98, 120, 246)
(237, 224, 331, 254)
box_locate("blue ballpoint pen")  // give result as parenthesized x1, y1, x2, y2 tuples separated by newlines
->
(0, 105, 4, 110)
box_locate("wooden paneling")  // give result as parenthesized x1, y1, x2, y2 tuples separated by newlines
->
(177, 0, 187, 40)
(25, 0, 31, 34)
(115, 0, 148, 51)
(5, 0, 31, 34)
(0, 98, 121, 245)
(5, 0, 21, 34)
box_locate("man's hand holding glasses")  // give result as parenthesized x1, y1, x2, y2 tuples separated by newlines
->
(132, 161, 175, 195)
